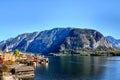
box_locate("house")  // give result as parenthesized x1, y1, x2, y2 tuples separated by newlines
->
(19, 54, 35, 61)
(3, 52, 16, 62)
(19, 54, 27, 60)
(1, 46, 16, 62)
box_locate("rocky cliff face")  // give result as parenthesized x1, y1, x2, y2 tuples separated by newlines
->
(0, 28, 112, 54)
(0, 32, 40, 52)
(60, 29, 112, 51)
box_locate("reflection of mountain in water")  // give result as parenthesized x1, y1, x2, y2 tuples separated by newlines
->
(34, 56, 108, 80)
(59, 56, 106, 79)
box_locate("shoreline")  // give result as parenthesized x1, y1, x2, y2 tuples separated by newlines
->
(49, 50, 120, 56)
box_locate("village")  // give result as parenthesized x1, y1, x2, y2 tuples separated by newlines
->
(0, 47, 48, 80)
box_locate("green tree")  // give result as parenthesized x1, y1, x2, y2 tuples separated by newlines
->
(13, 49, 20, 58)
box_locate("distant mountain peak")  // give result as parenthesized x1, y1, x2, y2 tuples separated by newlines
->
(106, 36, 120, 49)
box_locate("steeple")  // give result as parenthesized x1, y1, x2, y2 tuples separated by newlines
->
(3, 44, 9, 53)
(4, 46, 9, 53)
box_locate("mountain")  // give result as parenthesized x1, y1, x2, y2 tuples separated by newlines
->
(0, 28, 112, 54)
(106, 36, 120, 49)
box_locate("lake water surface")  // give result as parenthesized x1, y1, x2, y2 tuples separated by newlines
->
(34, 56, 120, 80)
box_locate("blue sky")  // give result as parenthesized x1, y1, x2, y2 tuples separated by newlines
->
(0, 0, 120, 41)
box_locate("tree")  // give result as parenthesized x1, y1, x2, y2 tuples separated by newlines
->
(13, 49, 20, 58)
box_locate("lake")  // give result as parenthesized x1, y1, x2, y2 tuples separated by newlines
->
(34, 56, 120, 80)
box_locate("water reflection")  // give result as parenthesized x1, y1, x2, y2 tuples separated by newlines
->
(59, 56, 107, 79)
(45, 63, 48, 69)
(34, 56, 120, 80)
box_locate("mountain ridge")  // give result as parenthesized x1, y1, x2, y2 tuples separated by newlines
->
(106, 36, 120, 49)
(0, 28, 112, 54)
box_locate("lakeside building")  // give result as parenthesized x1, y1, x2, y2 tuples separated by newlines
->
(2, 52, 16, 62)
(0, 46, 16, 62)
(19, 53, 35, 61)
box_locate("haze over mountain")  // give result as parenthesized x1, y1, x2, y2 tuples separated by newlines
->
(106, 36, 120, 50)
(0, 28, 112, 54)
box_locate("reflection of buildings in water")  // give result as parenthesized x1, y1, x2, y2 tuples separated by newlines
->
(45, 63, 48, 69)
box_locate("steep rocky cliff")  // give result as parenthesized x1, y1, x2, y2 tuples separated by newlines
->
(60, 29, 112, 51)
